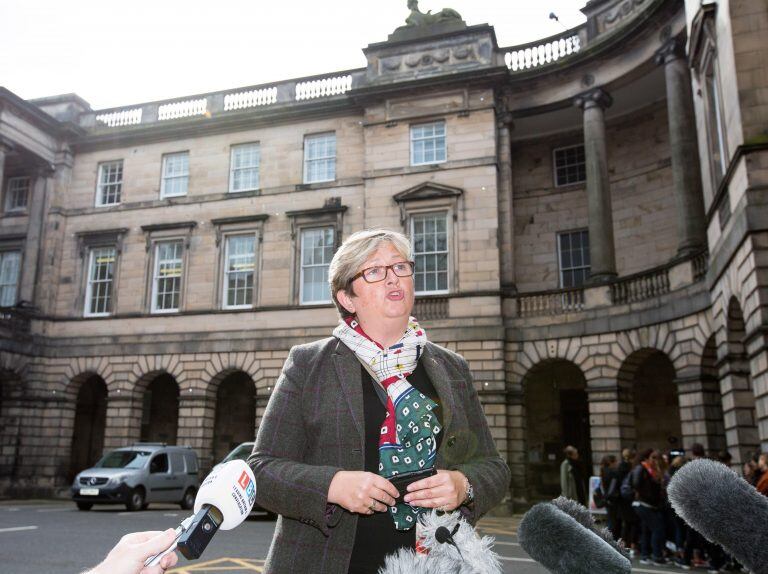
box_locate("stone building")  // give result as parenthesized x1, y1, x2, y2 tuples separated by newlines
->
(0, 0, 766, 510)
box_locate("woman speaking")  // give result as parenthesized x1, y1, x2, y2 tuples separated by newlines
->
(249, 229, 510, 574)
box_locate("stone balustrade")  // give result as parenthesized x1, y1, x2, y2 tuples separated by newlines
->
(500, 28, 584, 72)
(513, 251, 708, 317)
(82, 71, 365, 129)
(413, 295, 449, 321)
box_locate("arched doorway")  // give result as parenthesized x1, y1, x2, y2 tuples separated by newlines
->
(69, 375, 108, 481)
(523, 360, 590, 500)
(140, 373, 179, 444)
(624, 350, 681, 452)
(212, 371, 255, 464)
(0, 371, 23, 480)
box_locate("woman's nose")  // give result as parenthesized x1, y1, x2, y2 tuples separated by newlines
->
(385, 267, 400, 284)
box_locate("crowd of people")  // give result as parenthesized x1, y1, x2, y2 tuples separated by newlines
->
(562, 443, 768, 572)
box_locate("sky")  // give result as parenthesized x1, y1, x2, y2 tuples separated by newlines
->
(0, 0, 587, 110)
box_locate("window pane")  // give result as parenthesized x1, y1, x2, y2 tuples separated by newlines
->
(557, 230, 590, 289)
(412, 213, 449, 294)
(411, 121, 447, 166)
(224, 234, 256, 308)
(0, 251, 21, 306)
(554, 145, 586, 186)
(300, 227, 334, 303)
(230, 144, 260, 192)
(86, 247, 116, 315)
(153, 241, 183, 312)
(6, 177, 30, 211)
(162, 153, 189, 197)
(304, 134, 336, 183)
(97, 161, 123, 206)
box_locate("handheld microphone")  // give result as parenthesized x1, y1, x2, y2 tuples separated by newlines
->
(518, 502, 631, 574)
(144, 460, 256, 567)
(667, 458, 768, 574)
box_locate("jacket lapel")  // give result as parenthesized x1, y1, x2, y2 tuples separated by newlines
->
(332, 338, 365, 449)
(421, 342, 454, 435)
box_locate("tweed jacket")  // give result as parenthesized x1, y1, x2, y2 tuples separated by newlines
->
(248, 336, 510, 574)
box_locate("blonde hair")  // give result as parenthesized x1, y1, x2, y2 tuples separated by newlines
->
(328, 229, 413, 319)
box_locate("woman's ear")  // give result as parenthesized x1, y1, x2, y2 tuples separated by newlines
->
(336, 289, 355, 314)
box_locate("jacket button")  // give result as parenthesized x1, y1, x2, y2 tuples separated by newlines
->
(447, 436, 456, 447)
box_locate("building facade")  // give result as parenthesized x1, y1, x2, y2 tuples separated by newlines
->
(0, 0, 766, 510)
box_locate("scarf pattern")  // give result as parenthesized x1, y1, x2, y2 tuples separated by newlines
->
(333, 316, 440, 530)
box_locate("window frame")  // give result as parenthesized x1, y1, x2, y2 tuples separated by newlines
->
(701, 46, 728, 190)
(160, 151, 190, 199)
(221, 232, 258, 310)
(0, 249, 22, 307)
(556, 229, 591, 289)
(410, 120, 447, 166)
(298, 226, 335, 305)
(410, 211, 451, 295)
(83, 245, 118, 317)
(229, 142, 261, 193)
(95, 160, 124, 207)
(303, 132, 336, 184)
(150, 239, 185, 314)
(5, 176, 31, 213)
(552, 144, 587, 188)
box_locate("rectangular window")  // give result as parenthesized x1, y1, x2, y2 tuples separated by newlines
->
(223, 234, 256, 309)
(85, 246, 116, 316)
(411, 121, 446, 166)
(151, 241, 183, 313)
(5, 177, 30, 212)
(230, 143, 260, 193)
(411, 213, 449, 294)
(704, 56, 727, 187)
(558, 230, 591, 288)
(96, 161, 123, 206)
(0, 251, 21, 306)
(553, 144, 587, 187)
(300, 227, 334, 304)
(303, 133, 336, 183)
(161, 152, 189, 198)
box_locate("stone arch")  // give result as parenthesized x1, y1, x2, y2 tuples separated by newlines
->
(520, 358, 590, 502)
(131, 355, 187, 395)
(617, 348, 681, 452)
(202, 352, 266, 394)
(62, 357, 114, 396)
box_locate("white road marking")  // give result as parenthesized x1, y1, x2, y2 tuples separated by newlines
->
(498, 556, 535, 563)
(163, 513, 179, 517)
(36, 507, 70, 513)
(492, 540, 520, 546)
(0, 526, 38, 533)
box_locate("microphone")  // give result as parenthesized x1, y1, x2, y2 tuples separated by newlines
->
(667, 458, 768, 574)
(434, 523, 462, 559)
(518, 502, 631, 574)
(144, 460, 256, 567)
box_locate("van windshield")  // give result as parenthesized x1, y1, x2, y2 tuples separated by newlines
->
(223, 444, 253, 463)
(98, 450, 152, 469)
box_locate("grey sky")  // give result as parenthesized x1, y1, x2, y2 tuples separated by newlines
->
(0, 0, 587, 110)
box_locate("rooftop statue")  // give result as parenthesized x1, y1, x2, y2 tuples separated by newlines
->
(405, 0, 463, 27)
(388, 0, 467, 41)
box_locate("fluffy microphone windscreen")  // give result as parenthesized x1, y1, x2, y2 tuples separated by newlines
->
(667, 458, 768, 574)
(550, 496, 625, 555)
(518, 502, 631, 574)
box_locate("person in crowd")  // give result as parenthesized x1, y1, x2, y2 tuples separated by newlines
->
(599, 454, 621, 539)
(84, 529, 178, 574)
(631, 449, 667, 565)
(248, 229, 511, 574)
(756, 453, 768, 496)
(617, 447, 639, 556)
(560, 445, 586, 505)
(743, 454, 760, 486)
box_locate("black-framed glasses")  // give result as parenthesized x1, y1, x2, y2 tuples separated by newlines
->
(350, 261, 415, 284)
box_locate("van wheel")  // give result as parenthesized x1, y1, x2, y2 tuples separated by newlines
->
(180, 488, 196, 510)
(76, 502, 93, 511)
(126, 487, 145, 512)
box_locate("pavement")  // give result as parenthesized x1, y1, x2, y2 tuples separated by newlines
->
(0, 499, 696, 573)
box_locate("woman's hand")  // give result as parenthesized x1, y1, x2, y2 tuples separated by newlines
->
(328, 471, 399, 514)
(403, 470, 466, 511)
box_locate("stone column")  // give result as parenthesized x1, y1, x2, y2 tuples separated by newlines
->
(717, 353, 760, 466)
(587, 379, 635, 474)
(574, 89, 617, 283)
(0, 144, 9, 195)
(19, 167, 53, 304)
(496, 105, 516, 290)
(655, 37, 707, 257)
(676, 371, 726, 453)
(177, 390, 216, 473)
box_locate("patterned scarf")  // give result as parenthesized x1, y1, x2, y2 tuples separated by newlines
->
(333, 315, 441, 530)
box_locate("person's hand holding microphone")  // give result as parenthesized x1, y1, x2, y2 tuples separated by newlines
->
(84, 529, 179, 574)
